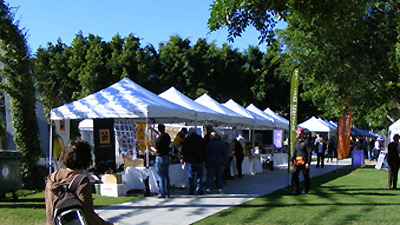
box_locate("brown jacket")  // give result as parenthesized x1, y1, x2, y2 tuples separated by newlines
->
(45, 168, 112, 225)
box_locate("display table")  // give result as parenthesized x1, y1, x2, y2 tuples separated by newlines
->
(123, 164, 189, 193)
(230, 156, 263, 176)
(273, 153, 288, 167)
(123, 156, 263, 193)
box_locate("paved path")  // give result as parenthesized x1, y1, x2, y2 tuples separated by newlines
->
(97, 159, 352, 225)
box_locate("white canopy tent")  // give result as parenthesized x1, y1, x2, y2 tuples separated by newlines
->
(49, 78, 198, 173)
(298, 116, 335, 133)
(50, 78, 196, 122)
(318, 118, 337, 132)
(223, 99, 274, 129)
(246, 104, 288, 130)
(194, 93, 255, 127)
(263, 108, 289, 130)
(158, 87, 231, 125)
(388, 119, 400, 142)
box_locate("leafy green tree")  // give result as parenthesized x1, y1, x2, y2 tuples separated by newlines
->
(158, 36, 194, 93)
(209, 0, 400, 128)
(0, 1, 44, 189)
(34, 39, 72, 120)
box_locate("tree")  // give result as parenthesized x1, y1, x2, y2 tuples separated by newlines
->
(0, 1, 44, 189)
(34, 39, 72, 119)
(209, 0, 400, 128)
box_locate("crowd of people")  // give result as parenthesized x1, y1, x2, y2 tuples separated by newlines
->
(352, 136, 383, 161)
(148, 124, 247, 197)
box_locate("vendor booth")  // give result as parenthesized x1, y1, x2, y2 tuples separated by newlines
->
(50, 78, 274, 195)
(49, 78, 199, 193)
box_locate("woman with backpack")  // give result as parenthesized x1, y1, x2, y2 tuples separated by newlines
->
(45, 137, 113, 225)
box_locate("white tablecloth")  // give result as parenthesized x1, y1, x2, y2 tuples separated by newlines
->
(230, 156, 263, 176)
(123, 164, 189, 193)
(273, 153, 288, 167)
(123, 156, 263, 193)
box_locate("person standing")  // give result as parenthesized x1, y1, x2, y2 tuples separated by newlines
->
(290, 128, 312, 195)
(149, 124, 171, 198)
(173, 128, 187, 160)
(204, 125, 214, 145)
(181, 127, 206, 195)
(232, 139, 244, 178)
(315, 137, 326, 168)
(205, 132, 227, 194)
(45, 138, 113, 225)
(367, 137, 375, 160)
(387, 134, 400, 189)
(374, 138, 381, 160)
(326, 137, 335, 163)
(222, 134, 234, 180)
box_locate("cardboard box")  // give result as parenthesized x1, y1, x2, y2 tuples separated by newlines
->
(100, 184, 126, 197)
(104, 173, 122, 184)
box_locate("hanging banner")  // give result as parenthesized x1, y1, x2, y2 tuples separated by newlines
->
(337, 115, 351, 160)
(114, 119, 139, 160)
(274, 130, 283, 149)
(289, 67, 299, 171)
(136, 121, 146, 151)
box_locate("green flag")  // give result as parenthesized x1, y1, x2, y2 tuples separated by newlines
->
(289, 67, 299, 172)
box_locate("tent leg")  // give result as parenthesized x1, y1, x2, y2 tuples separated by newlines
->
(49, 122, 53, 175)
(143, 116, 150, 196)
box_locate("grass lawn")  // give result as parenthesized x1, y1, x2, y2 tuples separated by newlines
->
(0, 165, 397, 225)
(196, 165, 400, 225)
(0, 190, 141, 225)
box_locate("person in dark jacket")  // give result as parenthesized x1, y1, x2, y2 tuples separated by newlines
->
(387, 134, 400, 189)
(232, 139, 244, 178)
(149, 124, 171, 198)
(45, 138, 113, 225)
(290, 128, 312, 195)
(181, 127, 206, 195)
(205, 132, 227, 194)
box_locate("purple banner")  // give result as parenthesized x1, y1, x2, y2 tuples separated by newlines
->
(274, 130, 283, 149)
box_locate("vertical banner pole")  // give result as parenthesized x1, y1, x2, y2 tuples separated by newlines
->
(288, 67, 300, 188)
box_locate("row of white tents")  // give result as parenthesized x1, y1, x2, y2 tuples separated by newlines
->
(51, 77, 383, 144)
(51, 78, 289, 130)
(298, 116, 381, 139)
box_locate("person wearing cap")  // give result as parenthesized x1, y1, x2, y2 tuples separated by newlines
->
(290, 128, 312, 195)
(387, 134, 400, 189)
(205, 132, 227, 194)
(181, 127, 206, 195)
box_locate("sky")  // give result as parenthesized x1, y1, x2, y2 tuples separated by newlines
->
(7, 0, 286, 55)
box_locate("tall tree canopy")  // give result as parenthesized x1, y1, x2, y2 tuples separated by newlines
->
(35, 33, 311, 122)
(209, 0, 400, 128)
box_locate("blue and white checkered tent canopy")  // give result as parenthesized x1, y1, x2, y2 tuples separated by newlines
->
(158, 87, 231, 125)
(50, 78, 197, 123)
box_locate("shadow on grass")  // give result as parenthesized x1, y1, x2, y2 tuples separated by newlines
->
(203, 166, 394, 224)
(0, 197, 45, 209)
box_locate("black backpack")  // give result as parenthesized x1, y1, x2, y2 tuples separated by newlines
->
(53, 174, 88, 225)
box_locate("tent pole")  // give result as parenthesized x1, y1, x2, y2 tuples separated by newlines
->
(49, 121, 53, 175)
(143, 115, 151, 196)
(146, 116, 149, 168)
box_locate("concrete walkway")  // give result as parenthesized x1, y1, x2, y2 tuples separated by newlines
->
(97, 158, 352, 225)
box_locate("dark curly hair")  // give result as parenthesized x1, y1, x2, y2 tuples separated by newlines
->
(59, 137, 93, 170)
